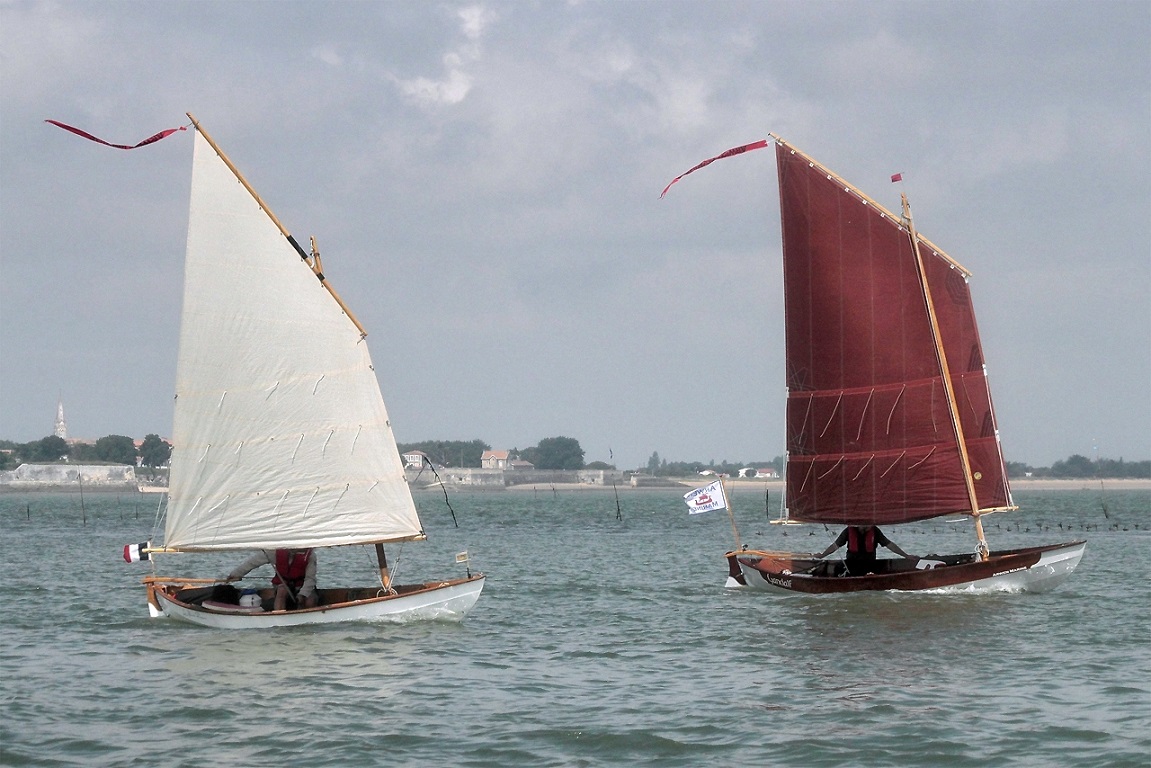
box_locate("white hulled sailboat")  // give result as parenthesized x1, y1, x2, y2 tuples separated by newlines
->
(137, 115, 484, 626)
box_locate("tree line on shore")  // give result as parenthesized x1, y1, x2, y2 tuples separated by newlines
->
(0, 434, 170, 474)
(2, 434, 1147, 480)
(643, 453, 1149, 480)
(0, 435, 592, 474)
(397, 437, 591, 471)
(1006, 456, 1150, 480)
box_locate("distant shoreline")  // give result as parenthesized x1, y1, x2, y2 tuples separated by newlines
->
(2, 477, 1146, 495)
(494, 477, 1151, 492)
(1007, 478, 1150, 491)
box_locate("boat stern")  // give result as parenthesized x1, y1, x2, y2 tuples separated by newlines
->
(724, 551, 748, 588)
(145, 580, 168, 618)
(726, 549, 821, 592)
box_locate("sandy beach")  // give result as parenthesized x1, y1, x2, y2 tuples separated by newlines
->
(1004, 478, 1150, 491)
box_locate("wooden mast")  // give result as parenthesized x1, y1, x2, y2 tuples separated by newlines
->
(720, 475, 742, 550)
(901, 195, 989, 560)
(185, 113, 368, 338)
(769, 136, 992, 557)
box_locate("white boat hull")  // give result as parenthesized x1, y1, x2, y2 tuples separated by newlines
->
(149, 576, 485, 628)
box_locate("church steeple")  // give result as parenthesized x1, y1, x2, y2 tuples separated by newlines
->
(54, 399, 67, 439)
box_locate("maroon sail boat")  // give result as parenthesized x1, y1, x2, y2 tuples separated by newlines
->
(669, 136, 1084, 594)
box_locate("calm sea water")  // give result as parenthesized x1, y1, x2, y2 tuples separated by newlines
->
(1, 487, 1147, 767)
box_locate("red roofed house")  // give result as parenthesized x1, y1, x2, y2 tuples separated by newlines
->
(481, 450, 510, 469)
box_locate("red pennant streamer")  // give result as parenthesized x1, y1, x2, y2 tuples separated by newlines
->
(45, 119, 187, 150)
(660, 138, 770, 198)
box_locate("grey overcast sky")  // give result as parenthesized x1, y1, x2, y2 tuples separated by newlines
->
(1, 0, 1148, 471)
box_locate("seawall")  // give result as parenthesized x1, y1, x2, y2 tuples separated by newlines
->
(405, 467, 630, 488)
(0, 463, 138, 492)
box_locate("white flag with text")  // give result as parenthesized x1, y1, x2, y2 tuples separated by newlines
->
(684, 479, 727, 514)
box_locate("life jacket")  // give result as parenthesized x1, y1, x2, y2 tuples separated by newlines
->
(847, 526, 877, 555)
(273, 549, 312, 591)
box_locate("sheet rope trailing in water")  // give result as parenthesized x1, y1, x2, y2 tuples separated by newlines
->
(684, 479, 727, 514)
(45, 119, 187, 150)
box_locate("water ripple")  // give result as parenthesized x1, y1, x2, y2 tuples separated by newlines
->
(1, 488, 1147, 766)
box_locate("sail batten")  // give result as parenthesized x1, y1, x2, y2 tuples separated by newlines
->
(162, 128, 422, 551)
(776, 139, 1010, 525)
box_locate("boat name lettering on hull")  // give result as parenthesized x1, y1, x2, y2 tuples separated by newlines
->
(766, 575, 792, 588)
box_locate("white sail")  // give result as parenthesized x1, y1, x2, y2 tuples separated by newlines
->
(163, 129, 423, 551)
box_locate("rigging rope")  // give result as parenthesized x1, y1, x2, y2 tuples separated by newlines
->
(367, 540, 404, 590)
(423, 462, 459, 527)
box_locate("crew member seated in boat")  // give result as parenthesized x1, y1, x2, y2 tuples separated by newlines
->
(817, 526, 913, 576)
(226, 549, 318, 610)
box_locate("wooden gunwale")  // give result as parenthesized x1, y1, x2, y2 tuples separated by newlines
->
(156, 574, 485, 615)
(734, 541, 1084, 594)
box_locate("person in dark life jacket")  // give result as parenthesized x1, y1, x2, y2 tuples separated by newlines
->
(817, 526, 913, 576)
(226, 549, 318, 610)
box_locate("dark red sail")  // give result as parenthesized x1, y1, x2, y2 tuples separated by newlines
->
(776, 141, 1011, 524)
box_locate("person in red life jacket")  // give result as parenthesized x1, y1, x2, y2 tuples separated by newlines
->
(226, 549, 318, 610)
(817, 525, 913, 576)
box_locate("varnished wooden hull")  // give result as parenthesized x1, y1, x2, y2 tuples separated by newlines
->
(726, 541, 1085, 594)
(147, 575, 485, 628)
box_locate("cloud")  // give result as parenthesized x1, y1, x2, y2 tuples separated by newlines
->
(457, 4, 496, 40)
(3, 1, 1147, 469)
(311, 45, 343, 67)
(395, 61, 474, 106)
(391, 4, 497, 106)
